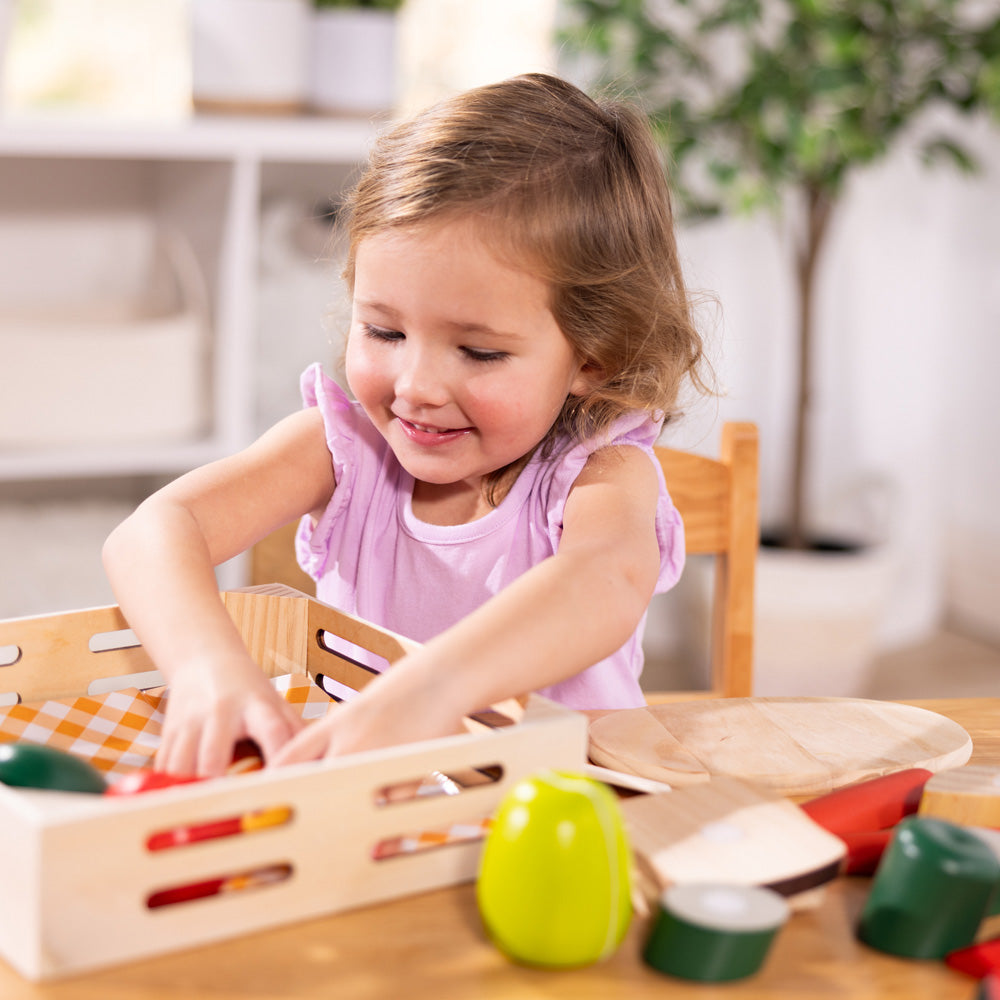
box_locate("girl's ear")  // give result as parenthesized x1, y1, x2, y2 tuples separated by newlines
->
(569, 362, 603, 398)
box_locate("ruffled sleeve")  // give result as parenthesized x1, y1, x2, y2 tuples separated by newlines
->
(295, 363, 359, 581)
(542, 411, 686, 594)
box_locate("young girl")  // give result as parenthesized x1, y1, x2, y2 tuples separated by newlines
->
(102, 73, 707, 777)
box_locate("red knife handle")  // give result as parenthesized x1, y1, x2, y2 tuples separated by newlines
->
(946, 937, 1000, 979)
(838, 829, 895, 875)
(800, 768, 933, 836)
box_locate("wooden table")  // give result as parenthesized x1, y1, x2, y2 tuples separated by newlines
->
(2, 698, 997, 999)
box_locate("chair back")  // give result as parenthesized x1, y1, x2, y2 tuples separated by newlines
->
(652, 422, 759, 699)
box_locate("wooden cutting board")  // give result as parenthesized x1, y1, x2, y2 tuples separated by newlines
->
(588, 697, 973, 797)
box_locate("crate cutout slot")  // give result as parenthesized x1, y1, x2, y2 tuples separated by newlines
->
(147, 863, 293, 909)
(147, 804, 294, 852)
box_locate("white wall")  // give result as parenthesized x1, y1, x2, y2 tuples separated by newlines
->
(662, 109, 1000, 650)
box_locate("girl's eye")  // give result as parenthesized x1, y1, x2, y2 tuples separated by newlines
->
(461, 347, 509, 364)
(363, 323, 404, 343)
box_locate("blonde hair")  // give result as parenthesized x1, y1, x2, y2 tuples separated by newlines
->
(342, 73, 707, 497)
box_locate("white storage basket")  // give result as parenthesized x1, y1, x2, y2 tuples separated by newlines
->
(0, 225, 210, 450)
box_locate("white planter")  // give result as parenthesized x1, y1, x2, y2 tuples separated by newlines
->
(191, 0, 310, 113)
(660, 542, 897, 698)
(309, 8, 397, 116)
(752, 543, 896, 697)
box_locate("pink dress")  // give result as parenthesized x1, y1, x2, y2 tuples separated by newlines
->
(296, 364, 685, 710)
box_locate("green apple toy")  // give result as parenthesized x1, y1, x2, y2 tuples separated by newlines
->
(476, 769, 633, 967)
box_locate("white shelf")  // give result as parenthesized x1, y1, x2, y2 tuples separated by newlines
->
(0, 112, 377, 162)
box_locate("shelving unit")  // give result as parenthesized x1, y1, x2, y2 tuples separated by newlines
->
(0, 113, 374, 481)
(0, 113, 376, 611)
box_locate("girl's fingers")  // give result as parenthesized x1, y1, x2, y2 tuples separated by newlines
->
(156, 688, 308, 777)
(157, 723, 202, 777)
(246, 702, 305, 766)
(269, 719, 335, 766)
(197, 714, 240, 778)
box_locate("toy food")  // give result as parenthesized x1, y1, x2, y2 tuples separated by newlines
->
(105, 769, 204, 796)
(858, 816, 1000, 959)
(0, 741, 107, 793)
(643, 883, 789, 982)
(476, 769, 632, 968)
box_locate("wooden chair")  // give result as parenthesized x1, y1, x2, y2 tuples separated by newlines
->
(251, 521, 315, 597)
(650, 422, 759, 700)
(252, 421, 760, 700)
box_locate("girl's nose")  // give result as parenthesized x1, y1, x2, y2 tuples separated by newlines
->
(394, 349, 449, 408)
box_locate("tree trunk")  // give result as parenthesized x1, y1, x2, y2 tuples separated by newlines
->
(787, 185, 834, 550)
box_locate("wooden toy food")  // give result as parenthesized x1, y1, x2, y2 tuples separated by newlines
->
(0, 742, 106, 794)
(643, 883, 789, 982)
(104, 769, 204, 796)
(799, 768, 933, 874)
(919, 764, 1000, 828)
(858, 816, 1000, 959)
(621, 777, 845, 907)
(476, 770, 632, 968)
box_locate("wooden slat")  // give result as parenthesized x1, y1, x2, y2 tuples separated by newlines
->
(652, 422, 759, 699)
(656, 450, 730, 553)
(711, 422, 759, 698)
(0, 604, 155, 702)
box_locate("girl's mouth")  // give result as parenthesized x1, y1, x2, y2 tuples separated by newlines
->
(397, 417, 473, 446)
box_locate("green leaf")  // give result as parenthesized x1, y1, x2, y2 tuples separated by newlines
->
(920, 137, 979, 173)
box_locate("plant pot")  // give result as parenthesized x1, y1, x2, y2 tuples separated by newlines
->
(752, 539, 896, 697)
(657, 537, 896, 698)
(190, 0, 310, 114)
(308, 8, 397, 116)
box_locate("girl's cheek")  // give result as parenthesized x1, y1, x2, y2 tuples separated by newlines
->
(344, 337, 376, 393)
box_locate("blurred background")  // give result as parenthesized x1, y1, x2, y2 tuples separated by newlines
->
(0, 0, 997, 696)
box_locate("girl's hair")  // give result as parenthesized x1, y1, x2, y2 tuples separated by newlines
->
(342, 73, 708, 498)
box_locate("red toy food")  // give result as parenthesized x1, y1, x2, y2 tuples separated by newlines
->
(105, 769, 203, 796)
(946, 938, 1000, 979)
(800, 768, 932, 834)
(799, 768, 934, 875)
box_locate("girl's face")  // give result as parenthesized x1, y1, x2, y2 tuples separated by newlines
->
(346, 217, 590, 508)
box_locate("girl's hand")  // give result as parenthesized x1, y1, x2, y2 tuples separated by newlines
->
(158, 656, 305, 776)
(271, 662, 465, 765)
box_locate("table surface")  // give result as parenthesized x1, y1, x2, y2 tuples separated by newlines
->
(3, 697, 998, 1000)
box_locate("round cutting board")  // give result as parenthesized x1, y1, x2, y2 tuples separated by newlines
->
(588, 697, 973, 797)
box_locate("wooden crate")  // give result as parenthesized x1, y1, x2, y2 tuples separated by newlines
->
(0, 586, 588, 981)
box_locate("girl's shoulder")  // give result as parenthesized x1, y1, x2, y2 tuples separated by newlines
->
(530, 409, 665, 522)
(544, 409, 664, 483)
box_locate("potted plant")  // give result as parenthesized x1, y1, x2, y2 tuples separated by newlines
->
(562, 1, 1000, 693)
(309, 0, 406, 116)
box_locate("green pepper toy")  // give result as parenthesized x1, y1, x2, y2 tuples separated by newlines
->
(0, 742, 107, 794)
(476, 770, 632, 968)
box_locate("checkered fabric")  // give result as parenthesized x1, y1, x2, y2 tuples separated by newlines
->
(0, 673, 336, 777)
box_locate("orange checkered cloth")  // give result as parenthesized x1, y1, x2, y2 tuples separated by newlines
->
(0, 672, 333, 777)
(0, 673, 491, 857)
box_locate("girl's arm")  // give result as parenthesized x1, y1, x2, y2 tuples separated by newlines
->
(102, 407, 336, 776)
(273, 444, 662, 762)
